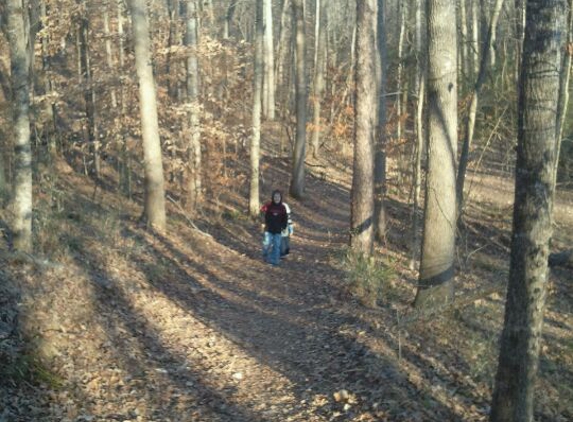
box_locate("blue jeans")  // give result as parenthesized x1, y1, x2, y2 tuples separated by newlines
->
(263, 232, 282, 265)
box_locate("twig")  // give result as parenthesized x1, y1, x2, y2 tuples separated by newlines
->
(166, 195, 212, 238)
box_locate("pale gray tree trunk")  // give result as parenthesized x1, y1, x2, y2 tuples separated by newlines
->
(456, 0, 505, 216)
(414, 0, 458, 309)
(78, 5, 100, 177)
(118, 0, 131, 197)
(250, 0, 264, 216)
(275, 0, 292, 113)
(223, 0, 237, 39)
(411, 0, 425, 270)
(262, 0, 275, 120)
(490, 1, 566, 420)
(8, 0, 33, 252)
(374, 0, 388, 242)
(104, 3, 117, 108)
(396, 1, 407, 144)
(471, 0, 479, 79)
(184, 0, 202, 209)
(290, 0, 307, 199)
(350, 0, 377, 256)
(459, 0, 469, 79)
(554, 0, 573, 188)
(128, 0, 167, 229)
(311, 0, 327, 158)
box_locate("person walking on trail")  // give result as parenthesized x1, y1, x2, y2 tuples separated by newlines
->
(281, 202, 294, 257)
(261, 190, 288, 266)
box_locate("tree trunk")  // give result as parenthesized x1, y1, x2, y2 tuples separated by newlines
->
(350, 0, 377, 256)
(311, 0, 327, 158)
(374, 0, 388, 242)
(554, 0, 573, 188)
(456, 0, 505, 217)
(7, 0, 33, 252)
(103, 2, 117, 108)
(290, 0, 307, 199)
(78, 4, 100, 178)
(224, 0, 237, 39)
(166, 0, 180, 99)
(410, 0, 425, 270)
(414, 0, 458, 309)
(275, 0, 292, 112)
(128, 0, 167, 229)
(262, 0, 275, 120)
(490, 1, 566, 421)
(471, 0, 479, 79)
(459, 0, 469, 82)
(250, 0, 264, 217)
(184, 0, 202, 209)
(396, 1, 407, 144)
(118, 0, 131, 197)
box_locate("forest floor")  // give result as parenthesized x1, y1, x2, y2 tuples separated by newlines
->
(0, 147, 572, 422)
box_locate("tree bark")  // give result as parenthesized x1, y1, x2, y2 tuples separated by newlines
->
(414, 0, 458, 309)
(103, 2, 117, 108)
(7, 0, 33, 252)
(350, 0, 377, 256)
(490, 1, 566, 420)
(128, 0, 167, 229)
(184, 0, 202, 209)
(275, 0, 292, 112)
(411, 0, 425, 270)
(250, 0, 264, 216)
(290, 0, 307, 199)
(262, 0, 275, 120)
(374, 0, 388, 242)
(311, 0, 327, 158)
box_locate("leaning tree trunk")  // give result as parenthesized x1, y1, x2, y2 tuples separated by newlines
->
(350, 0, 377, 256)
(185, 0, 202, 210)
(374, 0, 388, 242)
(7, 0, 33, 252)
(413, 0, 458, 309)
(250, 0, 264, 217)
(489, 1, 566, 421)
(456, 0, 504, 218)
(128, 0, 167, 229)
(290, 0, 307, 199)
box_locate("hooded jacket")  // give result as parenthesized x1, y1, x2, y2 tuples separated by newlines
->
(263, 190, 288, 234)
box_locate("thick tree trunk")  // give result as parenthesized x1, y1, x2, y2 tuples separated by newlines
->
(8, 0, 33, 252)
(290, 0, 307, 199)
(250, 0, 264, 216)
(350, 0, 377, 256)
(490, 1, 566, 420)
(456, 0, 505, 217)
(414, 0, 458, 309)
(184, 0, 202, 209)
(311, 0, 327, 158)
(374, 0, 388, 242)
(128, 0, 167, 229)
(262, 0, 275, 120)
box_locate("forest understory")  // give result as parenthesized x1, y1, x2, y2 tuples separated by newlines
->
(0, 140, 571, 422)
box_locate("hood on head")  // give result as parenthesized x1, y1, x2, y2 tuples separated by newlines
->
(271, 189, 282, 204)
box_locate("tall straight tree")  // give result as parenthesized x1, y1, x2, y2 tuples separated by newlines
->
(184, 0, 202, 209)
(262, 0, 275, 120)
(290, 0, 307, 199)
(128, 0, 167, 229)
(374, 0, 388, 242)
(350, 0, 377, 255)
(489, 0, 566, 420)
(250, 0, 264, 216)
(413, 0, 458, 309)
(7, 0, 33, 252)
(310, 0, 327, 158)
